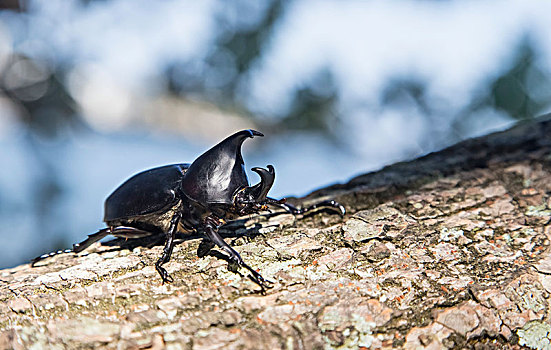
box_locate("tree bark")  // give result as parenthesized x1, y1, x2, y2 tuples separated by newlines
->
(1, 115, 551, 349)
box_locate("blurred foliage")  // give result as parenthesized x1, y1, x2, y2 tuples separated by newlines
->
(166, 0, 287, 101)
(164, 3, 551, 139)
(1, 1, 550, 142)
(213, 0, 286, 95)
(379, 36, 551, 146)
(164, 0, 338, 134)
(0, 53, 81, 258)
(472, 37, 551, 120)
(282, 69, 339, 131)
(1, 55, 80, 138)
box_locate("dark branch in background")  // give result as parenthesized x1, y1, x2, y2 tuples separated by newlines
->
(0, 0, 24, 11)
(468, 36, 551, 121)
(281, 68, 339, 133)
(377, 36, 551, 153)
(454, 36, 551, 136)
(165, 0, 287, 103)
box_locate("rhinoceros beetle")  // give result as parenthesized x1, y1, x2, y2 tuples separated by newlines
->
(31, 130, 345, 291)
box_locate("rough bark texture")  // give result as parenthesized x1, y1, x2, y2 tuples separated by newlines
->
(2, 115, 551, 350)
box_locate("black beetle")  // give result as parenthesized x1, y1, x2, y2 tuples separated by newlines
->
(32, 130, 345, 291)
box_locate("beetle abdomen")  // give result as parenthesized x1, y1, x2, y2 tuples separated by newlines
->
(104, 164, 189, 222)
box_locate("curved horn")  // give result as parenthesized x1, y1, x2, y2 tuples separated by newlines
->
(181, 129, 264, 204)
(249, 165, 275, 201)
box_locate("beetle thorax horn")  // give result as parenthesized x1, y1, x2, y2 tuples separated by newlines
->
(181, 129, 263, 205)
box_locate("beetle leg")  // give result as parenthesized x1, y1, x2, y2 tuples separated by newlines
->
(203, 216, 271, 293)
(264, 197, 295, 214)
(155, 213, 182, 284)
(297, 199, 346, 216)
(110, 226, 154, 239)
(72, 228, 112, 253)
(266, 197, 346, 216)
(31, 228, 112, 266)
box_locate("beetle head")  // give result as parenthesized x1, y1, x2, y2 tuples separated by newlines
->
(181, 129, 263, 205)
(232, 165, 276, 214)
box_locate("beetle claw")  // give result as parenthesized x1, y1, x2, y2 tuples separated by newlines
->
(233, 256, 273, 293)
(248, 270, 274, 295)
(156, 265, 174, 284)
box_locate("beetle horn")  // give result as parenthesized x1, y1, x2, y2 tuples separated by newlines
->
(181, 129, 263, 205)
(249, 165, 275, 201)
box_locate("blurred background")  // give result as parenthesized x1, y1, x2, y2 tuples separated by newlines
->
(0, 0, 550, 268)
